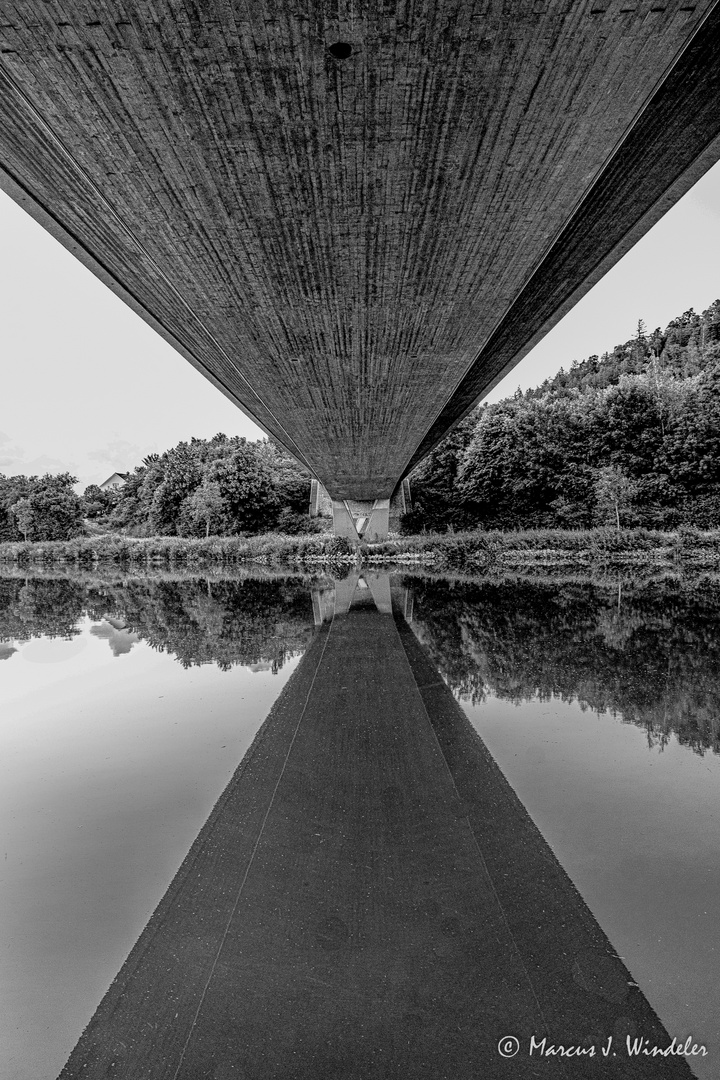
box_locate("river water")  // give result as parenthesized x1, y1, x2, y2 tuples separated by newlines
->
(1, 568, 719, 1078)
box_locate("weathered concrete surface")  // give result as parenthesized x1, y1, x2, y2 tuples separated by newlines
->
(2, 4, 720, 501)
(312, 482, 409, 535)
(58, 583, 694, 1079)
(331, 497, 390, 541)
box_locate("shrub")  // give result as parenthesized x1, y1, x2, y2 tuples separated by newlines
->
(275, 510, 326, 536)
(323, 535, 355, 558)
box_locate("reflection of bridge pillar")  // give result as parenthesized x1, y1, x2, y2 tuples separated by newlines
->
(310, 586, 334, 626)
(59, 581, 693, 1080)
(331, 571, 359, 616)
(331, 571, 393, 617)
(365, 570, 392, 614)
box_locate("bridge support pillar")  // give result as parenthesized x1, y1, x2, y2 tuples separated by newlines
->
(331, 499, 391, 543)
(365, 499, 390, 542)
(331, 500, 362, 542)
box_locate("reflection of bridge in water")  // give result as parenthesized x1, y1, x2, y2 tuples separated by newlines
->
(59, 574, 693, 1079)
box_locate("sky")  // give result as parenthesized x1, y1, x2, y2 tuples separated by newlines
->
(2, 157, 720, 491)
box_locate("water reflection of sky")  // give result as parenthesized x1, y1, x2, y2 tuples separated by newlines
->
(461, 692, 720, 1079)
(2, 572, 720, 1079)
(0, 616, 304, 1080)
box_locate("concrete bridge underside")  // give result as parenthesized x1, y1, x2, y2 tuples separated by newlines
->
(3, 2, 720, 534)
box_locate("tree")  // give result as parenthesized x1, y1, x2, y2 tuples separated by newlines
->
(208, 441, 277, 534)
(99, 434, 315, 537)
(257, 440, 312, 519)
(592, 466, 638, 530)
(3, 473, 83, 541)
(10, 484, 83, 541)
(0, 474, 32, 540)
(182, 481, 225, 537)
(11, 497, 32, 541)
(404, 410, 479, 532)
(81, 483, 119, 519)
(147, 442, 203, 534)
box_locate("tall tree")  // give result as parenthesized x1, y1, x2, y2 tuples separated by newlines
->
(592, 466, 638, 530)
(182, 481, 226, 537)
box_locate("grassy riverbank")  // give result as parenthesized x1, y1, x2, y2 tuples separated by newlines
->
(1, 526, 720, 569)
(363, 526, 720, 568)
(0, 532, 356, 568)
(367, 527, 720, 570)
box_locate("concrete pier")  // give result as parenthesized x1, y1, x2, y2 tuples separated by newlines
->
(59, 577, 693, 1079)
(313, 484, 409, 541)
(331, 499, 391, 543)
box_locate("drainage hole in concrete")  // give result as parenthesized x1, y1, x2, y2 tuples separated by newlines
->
(328, 41, 353, 60)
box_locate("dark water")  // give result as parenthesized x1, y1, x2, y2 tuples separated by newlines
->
(1, 569, 719, 1078)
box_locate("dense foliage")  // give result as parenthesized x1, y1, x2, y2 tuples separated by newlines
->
(0, 472, 83, 542)
(405, 302, 720, 531)
(84, 434, 320, 537)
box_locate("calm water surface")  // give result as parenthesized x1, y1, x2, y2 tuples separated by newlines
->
(1, 574, 315, 1080)
(408, 572, 720, 1079)
(2, 570, 719, 1078)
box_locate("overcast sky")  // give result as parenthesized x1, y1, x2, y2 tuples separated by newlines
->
(2, 158, 720, 491)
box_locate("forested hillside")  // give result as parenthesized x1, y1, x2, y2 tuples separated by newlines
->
(405, 300, 720, 532)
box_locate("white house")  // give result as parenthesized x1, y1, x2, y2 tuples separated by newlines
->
(99, 472, 128, 491)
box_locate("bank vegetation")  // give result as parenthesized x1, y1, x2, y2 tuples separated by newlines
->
(2, 525, 720, 570)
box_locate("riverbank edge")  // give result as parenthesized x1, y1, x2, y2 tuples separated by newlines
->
(1, 527, 720, 570)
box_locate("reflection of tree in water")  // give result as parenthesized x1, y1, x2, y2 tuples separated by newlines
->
(0, 576, 315, 672)
(88, 579, 315, 671)
(407, 575, 720, 756)
(0, 577, 87, 641)
(6, 572, 720, 749)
